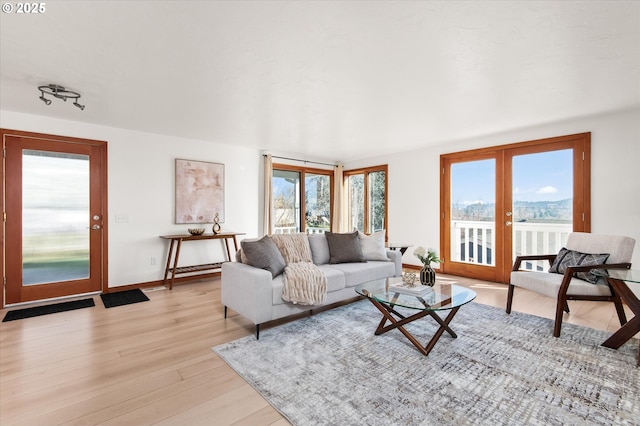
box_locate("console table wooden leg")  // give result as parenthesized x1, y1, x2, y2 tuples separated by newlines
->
(223, 238, 232, 262)
(169, 239, 183, 290)
(163, 239, 176, 287)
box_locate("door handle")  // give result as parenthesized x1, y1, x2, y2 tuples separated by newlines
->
(505, 221, 512, 227)
(91, 224, 102, 230)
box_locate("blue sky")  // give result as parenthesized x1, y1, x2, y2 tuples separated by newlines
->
(452, 149, 573, 205)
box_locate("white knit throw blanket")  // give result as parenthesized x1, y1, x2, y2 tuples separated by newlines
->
(282, 262, 327, 305)
(271, 234, 327, 305)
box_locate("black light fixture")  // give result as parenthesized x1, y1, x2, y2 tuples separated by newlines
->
(38, 84, 85, 110)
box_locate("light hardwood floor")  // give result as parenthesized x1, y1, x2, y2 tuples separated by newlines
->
(0, 275, 633, 425)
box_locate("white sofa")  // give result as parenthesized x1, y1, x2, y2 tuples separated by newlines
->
(222, 232, 402, 338)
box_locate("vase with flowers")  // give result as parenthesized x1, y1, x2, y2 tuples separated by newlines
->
(414, 246, 440, 286)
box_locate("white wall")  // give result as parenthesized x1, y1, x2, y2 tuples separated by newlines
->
(1, 110, 261, 288)
(2, 107, 639, 287)
(346, 107, 640, 270)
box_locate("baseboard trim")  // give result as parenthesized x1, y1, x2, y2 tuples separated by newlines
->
(103, 271, 221, 293)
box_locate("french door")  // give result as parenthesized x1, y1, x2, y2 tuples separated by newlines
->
(440, 133, 590, 283)
(2, 129, 108, 306)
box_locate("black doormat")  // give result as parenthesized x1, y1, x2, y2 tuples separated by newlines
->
(100, 289, 149, 308)
(2, 298, 95, 322)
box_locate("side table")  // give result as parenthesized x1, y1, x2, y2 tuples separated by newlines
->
(385, 243, 413, 255)
(598, 269, 640, 366)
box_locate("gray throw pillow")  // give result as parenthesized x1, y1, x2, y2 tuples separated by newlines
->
(325, 231, 366, 264)
(241, 236, 286, 278)
(549, 247, 610, 283)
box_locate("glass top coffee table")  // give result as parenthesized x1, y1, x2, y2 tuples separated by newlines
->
(355, 277, 476, 356)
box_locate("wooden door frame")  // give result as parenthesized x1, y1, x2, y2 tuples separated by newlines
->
(1, 128, 108, 308)
(440, 132, 591, 283)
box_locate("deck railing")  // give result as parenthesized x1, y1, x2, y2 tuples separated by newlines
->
(451, 220, 572, 270)
(273, 226, 327, 234)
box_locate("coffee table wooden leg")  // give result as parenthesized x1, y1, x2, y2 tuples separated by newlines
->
(366, 298, 461, 356)
(424, 307, 460, 355)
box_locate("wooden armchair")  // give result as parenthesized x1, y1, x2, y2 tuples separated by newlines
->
(506, 232, 636, 337)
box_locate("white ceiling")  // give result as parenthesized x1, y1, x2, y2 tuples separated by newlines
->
(1, 1, 639, 162)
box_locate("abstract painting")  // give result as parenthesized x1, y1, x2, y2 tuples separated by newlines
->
(175, 159, 224, 224)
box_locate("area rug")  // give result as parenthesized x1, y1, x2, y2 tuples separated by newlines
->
(2, 298, 95, 322)
(213, 300, 639, 426)
(100, 289, 149, 308)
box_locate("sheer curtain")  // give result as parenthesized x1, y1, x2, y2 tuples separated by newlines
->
(332, 164, 343, 232)
(263, 154, 273, 236)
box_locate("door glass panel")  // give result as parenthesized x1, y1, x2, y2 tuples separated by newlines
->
(22, 150, 90, 285)
(512, 149, 573, 271)
(305, 173, 331, 234)
(347, 174, 365, 231)
(368, 171, 386, 233)
(450, 159, 496, 266)
(273, 170, 300, 233)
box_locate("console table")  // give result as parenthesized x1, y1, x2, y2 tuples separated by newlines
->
(160, 232, 244, 289)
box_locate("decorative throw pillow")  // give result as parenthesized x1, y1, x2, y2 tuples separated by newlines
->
(241, 235, 286, 278)
(325, 231, 366, 264)
(549, 247, 610, 283)
(358, 230, 389, 261)
(308, 234, 331, 265)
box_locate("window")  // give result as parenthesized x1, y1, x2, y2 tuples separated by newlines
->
(344, 165, 387, 234)
(272, 164, 333, 234)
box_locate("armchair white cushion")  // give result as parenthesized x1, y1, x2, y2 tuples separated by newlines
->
(507, 232, 635, 337)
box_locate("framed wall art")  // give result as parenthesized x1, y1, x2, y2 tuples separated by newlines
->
(175, 159, 225, 224)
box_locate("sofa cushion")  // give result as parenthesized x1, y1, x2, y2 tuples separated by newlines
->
(325, 261, 396, 287)
(325, 231, 366, 264)
(308, 234, 330, 265)
(511, 270, 612, 298)
(548, 247, 610, 283)
(358, 230, 389, 261)
(241, 236, 286, 278)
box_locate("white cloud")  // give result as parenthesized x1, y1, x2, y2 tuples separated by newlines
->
(536, 186, 558, 194)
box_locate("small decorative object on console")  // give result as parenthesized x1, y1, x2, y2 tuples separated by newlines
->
(212, 213, 221, 234)
(188, 228, 205, 236)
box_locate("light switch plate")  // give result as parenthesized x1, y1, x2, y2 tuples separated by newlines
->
(115, 214, 129, 223)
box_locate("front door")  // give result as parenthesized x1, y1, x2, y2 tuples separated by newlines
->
(2, 129, 107, 306)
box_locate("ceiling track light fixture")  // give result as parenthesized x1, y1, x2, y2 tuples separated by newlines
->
(38, 84, 85, 110)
